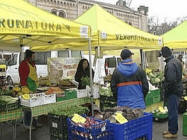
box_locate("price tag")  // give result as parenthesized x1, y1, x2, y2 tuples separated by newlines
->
(114, 113, 128, 124)
(72, 114, 86, 124)
(184, 96, 187, 101)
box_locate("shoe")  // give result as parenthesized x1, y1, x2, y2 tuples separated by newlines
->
(162, 131, 170, 135)
(163, 132, 177, 138)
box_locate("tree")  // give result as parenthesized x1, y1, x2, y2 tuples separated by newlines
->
(148, 16, 186, 35)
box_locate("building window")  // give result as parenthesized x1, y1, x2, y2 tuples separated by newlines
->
(51, 9, 57, 15)
(59, 10, 66, 18)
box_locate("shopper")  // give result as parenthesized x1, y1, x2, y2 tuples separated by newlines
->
(19, 49, 39, 130)
(161, 46, 183, 138)
(111, 49, 149, 109)
(75, 59, 94, 89)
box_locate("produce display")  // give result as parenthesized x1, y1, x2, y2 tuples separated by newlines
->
(99, 86, 113, 97)
(147, 71, 164, 86)
(152, 106, 168, 121)
(104, 74, 112, 82)
(102, 106, 144, 123)
(45, 87, 64, 95)
(0, 87, 13, 96)
(58, 79, 77, 89)
(0, 95, 19, 112)
(68, 115, 109, 139)
(81, 76, 90, 87)
(38, 76, 50, 86)
(50, 105, 89, 117)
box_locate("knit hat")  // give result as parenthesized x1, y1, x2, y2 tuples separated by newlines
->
(120, 49, 134, 60)
(161, 46, 172, 58)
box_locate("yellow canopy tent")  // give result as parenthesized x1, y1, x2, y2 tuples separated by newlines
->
(162, 21, 187, 49)
(0, 0, 90, 51)
(74, 4, 162, 50)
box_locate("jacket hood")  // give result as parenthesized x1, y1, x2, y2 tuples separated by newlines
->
(117, 59, 138, 77)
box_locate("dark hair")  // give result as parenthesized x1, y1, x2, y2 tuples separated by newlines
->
(76, 59, 90, 72)
(161, 46, 172, 58)
(25, 49, 35, 59)
(120, 49, 134, 60)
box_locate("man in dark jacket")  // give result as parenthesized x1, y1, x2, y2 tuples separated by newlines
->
(111, 49, 149, 109)
(161, 47, 183, 138)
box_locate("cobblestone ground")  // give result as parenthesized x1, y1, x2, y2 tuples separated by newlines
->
(0, 114, 186, 140)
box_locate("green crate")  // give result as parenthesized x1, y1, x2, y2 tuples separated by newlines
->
(183, 112, 187, 136)
(65, 90, 77, 100)
(145, 94, 153, 106)
(152, 89, 161, 104)
(56, 90, 77, 102)
(56, 95, 67, 102)
(145, 89, 160, 106)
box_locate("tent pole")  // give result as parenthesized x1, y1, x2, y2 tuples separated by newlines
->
(140, 49, 143, 69)
(88, 37, 94, 116)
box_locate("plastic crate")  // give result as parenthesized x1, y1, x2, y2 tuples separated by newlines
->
(77, 89, 88, 98)
(65, 90, 77, 100)
(153, 112, 168, 122)
(48, 113, 68, 140)
(183, 112, 187, 136)
(145, 90, 160, 106)
(0, 100, 20, 112)
(56, 94, 66, 102)
(108, 112, 152, 140)
(67, 117, 111, 140)
(100, 96, 117, 111)
(20, 93, 45, 107)
(44, 94, 56, 105)
(56, 90, 77, 102)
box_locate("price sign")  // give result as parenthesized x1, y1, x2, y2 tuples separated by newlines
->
(114, 113, 128, 124)
(72, 114, 86, 123)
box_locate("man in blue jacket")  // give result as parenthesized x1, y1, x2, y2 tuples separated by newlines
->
(111, 49, 149, 109)
(161, 46, 183, 138)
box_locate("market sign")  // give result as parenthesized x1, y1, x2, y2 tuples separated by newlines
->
(116, 34, 158, 42)
(0, 18, 71, 34)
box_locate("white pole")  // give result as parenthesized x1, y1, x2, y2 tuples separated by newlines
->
(88, 37, 94, 116)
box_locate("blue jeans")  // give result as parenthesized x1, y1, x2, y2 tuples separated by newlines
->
(167, 94, 179, 134)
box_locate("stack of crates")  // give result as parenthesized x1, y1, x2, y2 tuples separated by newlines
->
(48, 113, 68, 140)
(183, 112, 187, 136)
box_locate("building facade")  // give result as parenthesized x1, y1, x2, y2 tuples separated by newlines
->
(28, 0, 149, 31)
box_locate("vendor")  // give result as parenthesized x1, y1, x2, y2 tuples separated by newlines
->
(19, 49, 40, 130)
(75, 59, 94, 89)
(19, 49, 38, 92)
